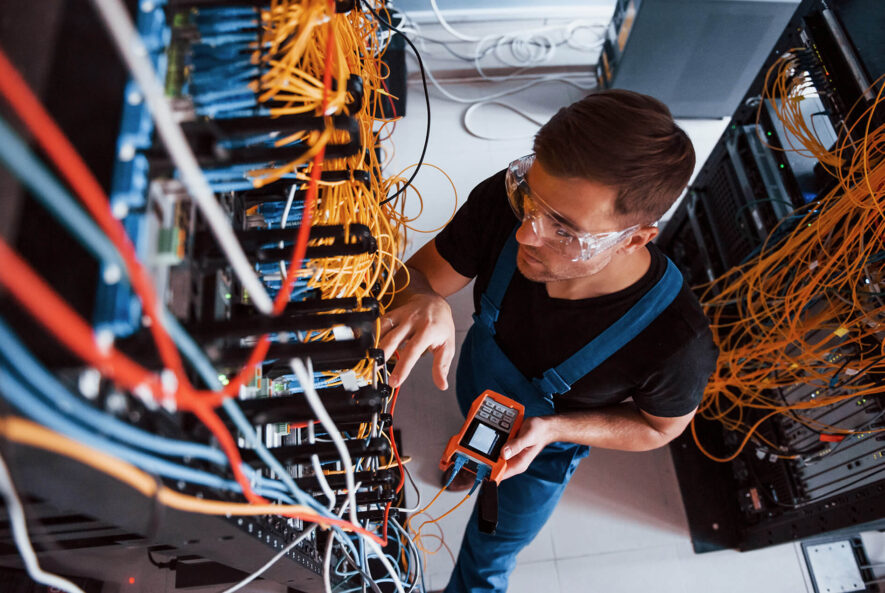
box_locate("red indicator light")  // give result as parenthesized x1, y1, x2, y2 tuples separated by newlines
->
(129, 577, 135, 585)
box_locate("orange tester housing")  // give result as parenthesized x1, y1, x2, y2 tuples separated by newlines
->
(439, 390, 525, 484)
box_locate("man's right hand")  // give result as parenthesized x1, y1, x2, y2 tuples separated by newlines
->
(378, 292, 456, 390)
(379, 239, 471, 391)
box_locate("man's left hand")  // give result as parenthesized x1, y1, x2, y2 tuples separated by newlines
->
(499, 416, 557, 481)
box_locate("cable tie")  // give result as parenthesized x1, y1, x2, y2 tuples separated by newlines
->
(78, 369, 102, 401)
(133, 383, 158, 411)
(94, 328, 116, 354)
(102, 263, 122, 285)
(160, 368, 179, 398)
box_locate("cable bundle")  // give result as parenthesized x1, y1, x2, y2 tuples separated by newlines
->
(0, 0, 439, 591)
(692, 52, 885, 467)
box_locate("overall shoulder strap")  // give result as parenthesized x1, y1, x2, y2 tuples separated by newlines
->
(533, 258, 684, 396)
(474, 227, 520, 335)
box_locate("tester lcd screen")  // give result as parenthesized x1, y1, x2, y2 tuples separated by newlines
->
(467, 423, 498, 455)
(459, 419, 508, 460)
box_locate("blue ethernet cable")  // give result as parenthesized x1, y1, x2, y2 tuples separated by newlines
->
(0, 111, 369, 545)
(0, 113, 319, 503)
(0, 319, 228, 466)
(0, 319, 292, 499)
(0, 117, 121, 269)
(209, 372, 366, 561)
(389, 518, 423, 593)
(163, 314, 334, 514)
(0, 124, 311, 503)
(0, 366, 294, 504)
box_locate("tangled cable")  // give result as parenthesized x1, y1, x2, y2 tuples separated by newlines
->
(691, 52, 885, 463)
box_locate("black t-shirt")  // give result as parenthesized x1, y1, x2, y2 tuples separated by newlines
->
(435, 170, 718, 417)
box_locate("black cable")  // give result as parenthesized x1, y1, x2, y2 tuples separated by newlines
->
(361, 0, 432, 207)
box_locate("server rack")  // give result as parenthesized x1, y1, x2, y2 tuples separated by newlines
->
(657, 0, 885, 553)
(0, 1, 416, 589)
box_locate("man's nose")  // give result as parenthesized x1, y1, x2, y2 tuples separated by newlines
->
(515, 217, 543, 247)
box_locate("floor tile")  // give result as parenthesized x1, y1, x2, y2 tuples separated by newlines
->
(509, 559, 561, 593)
(517, 521, 557, 564)
(547, 446, 691, 559)
(556, 545, 687, 593)
(677, 541, 808, 593)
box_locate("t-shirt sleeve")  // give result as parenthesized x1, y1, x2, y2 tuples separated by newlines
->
(631, 329, 718, 417)
(434, 170, 510, 279)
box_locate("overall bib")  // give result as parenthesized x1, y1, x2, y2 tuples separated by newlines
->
(444, 230, 682, 593)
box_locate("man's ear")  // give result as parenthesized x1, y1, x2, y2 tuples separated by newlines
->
(619, 226, 658, 255)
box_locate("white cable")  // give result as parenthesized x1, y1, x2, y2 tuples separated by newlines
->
(413, 52, 596, 104)
(90, 0, 274, 315)
(309, 421, 337, 510)
(390, 518, 422, 592)
(323, 523, 336, 593)
(0, 452, 87, 593)
(292, 359, 359, 525)
(399, 7, 604, 79)
(224, 478, 362, 593)
(429, 0, 480, 42)
(291, 359, 405, 593)
(281, 182, 299, 229)
(220, 524, 318, 593)
(312, 454, 336, 509)
(462, 100, 547, 140)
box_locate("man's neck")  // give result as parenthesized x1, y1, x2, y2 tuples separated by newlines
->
(545, 246, 652, 300)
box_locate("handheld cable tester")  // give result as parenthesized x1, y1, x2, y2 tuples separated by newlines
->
(439, 390, 524, 534)
(440, 390, 525, 484)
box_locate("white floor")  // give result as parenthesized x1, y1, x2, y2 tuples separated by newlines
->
(384, 79, 882, 592)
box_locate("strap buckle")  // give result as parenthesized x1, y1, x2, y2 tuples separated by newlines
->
(475, 294, 500, 334)
(532, 368, 571, 397)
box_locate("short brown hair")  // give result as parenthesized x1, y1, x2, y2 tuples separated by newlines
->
(533, 89, 695, 224)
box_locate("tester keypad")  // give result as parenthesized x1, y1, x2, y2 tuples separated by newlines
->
(477, 398, 518, 431)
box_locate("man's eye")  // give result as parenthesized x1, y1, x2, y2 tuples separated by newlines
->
(553, 225, 572, 240)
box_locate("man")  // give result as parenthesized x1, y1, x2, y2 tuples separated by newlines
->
(378, 89, 718, 592)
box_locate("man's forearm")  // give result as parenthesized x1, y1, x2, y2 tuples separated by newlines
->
(391, 264, 437, 306)
(540, 404, 674, 451)
(498, 402, 688, 479)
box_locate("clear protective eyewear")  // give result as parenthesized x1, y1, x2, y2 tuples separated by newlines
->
(505, 154, 641, 262)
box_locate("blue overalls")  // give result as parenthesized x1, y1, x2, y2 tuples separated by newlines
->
(444, 230, 683, 593)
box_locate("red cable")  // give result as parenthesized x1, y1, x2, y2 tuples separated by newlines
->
(0, 239, 157, 394)
(0, 238, 385, 544)
(0, 48, 190, 397)
(0, 50, 274, 506)
(0, 7, 385, 545)
(0, 50, 274, 507)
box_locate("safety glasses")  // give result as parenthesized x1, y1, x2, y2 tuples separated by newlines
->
(505, 154, 641, 262)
